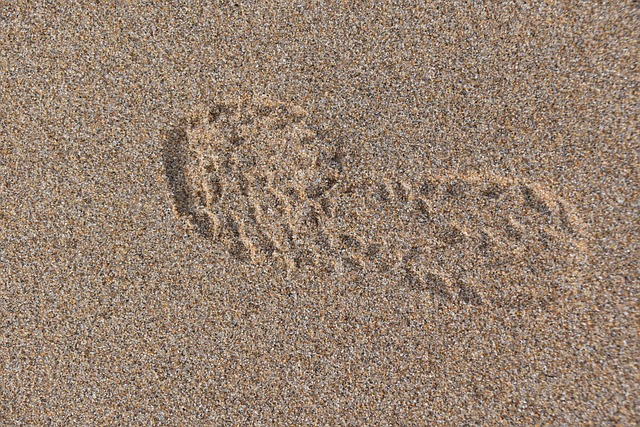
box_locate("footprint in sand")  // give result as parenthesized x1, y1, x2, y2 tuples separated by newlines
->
(163, 97, 590, 310)
(325, 172, 589, 309)
(163, 96, 342, 269)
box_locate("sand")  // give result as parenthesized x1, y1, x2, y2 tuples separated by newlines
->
(0, 1, 638, 425)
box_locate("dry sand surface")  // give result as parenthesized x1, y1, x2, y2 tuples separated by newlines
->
(0, 1, 638, 425)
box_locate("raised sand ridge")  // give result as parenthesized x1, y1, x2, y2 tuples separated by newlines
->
(164, 97, 589, 309)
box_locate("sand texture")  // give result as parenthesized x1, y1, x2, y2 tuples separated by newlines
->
(1, 1, 638, 426)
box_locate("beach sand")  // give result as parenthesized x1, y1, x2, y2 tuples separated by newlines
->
(0, 1, 638, 425)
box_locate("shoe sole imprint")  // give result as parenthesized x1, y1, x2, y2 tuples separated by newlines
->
(325, 172, 589, 309)
(163, 96, 342, 266)
(163, 97, 590, 310)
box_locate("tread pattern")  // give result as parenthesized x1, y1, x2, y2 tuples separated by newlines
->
(167, 97, 342, 271)
(324, 173, 588, 309)
(164, 97, 589, 310)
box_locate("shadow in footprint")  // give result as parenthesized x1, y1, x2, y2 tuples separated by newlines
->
(162, 122, 190, 216)
(162, 121, 215, 236)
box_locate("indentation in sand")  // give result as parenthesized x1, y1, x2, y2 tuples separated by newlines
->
(164, 96, 342, 269)
(327, 172, 589, 310)
(163, 96, 590, 310)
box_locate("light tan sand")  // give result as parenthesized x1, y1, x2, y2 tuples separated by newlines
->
(0, 1, 638, 425)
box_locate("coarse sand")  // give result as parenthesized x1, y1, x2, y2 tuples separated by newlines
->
(0, 2, 638, 425)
